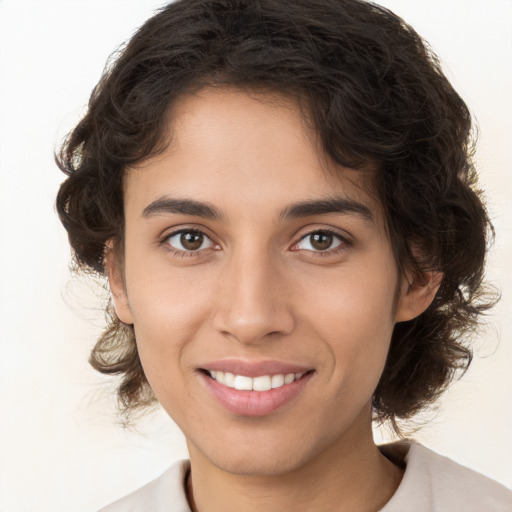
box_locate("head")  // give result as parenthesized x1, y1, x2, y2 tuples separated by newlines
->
(57, 0, 494, 452)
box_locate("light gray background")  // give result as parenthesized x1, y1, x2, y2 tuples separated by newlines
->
(0, 1, 511, 510)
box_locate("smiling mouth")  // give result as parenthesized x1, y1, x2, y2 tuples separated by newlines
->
(202, 369, 310, 391)
(200, 366, 315, 416)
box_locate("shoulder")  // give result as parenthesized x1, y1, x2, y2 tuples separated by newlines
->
(98, 459, 191, 512)
(380, 440, 512, 512)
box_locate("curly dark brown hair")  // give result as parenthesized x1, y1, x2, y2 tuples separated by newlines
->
(56, 0, 496, 429)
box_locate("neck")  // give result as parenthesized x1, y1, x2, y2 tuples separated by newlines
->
(185, 410, 403, 512)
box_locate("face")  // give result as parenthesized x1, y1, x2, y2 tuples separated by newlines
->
(110, 88, 426, 476)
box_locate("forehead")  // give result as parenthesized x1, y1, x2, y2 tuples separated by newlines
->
(125, 87, 383, 226)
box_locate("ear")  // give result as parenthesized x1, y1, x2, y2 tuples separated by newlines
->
(104, 242, 134, 325)
(395, 269, 442, 323)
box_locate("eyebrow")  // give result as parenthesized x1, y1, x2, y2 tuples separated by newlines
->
(279, 197, 374, 223)
(142, 196, 373, 223)
(142, 197, 224, 221)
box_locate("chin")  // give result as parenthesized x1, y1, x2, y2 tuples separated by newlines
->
(212, 450, 308, 477)
(189, 428, 330, 478)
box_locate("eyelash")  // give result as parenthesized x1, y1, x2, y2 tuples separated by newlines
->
(162, 229, 217, 258)
(161, 228, 351, 258)
(292, 228, 351, 256)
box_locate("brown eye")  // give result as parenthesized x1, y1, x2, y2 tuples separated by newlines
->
(181, 231, 204, 250)
(166, 230, 214, 252)
(310, 232, 333, 250)
(295, 230, 344, 252)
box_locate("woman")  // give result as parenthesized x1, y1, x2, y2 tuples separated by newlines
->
(56, 0, 512, 510)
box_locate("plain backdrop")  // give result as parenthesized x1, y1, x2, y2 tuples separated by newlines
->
(0, 1, 511, 510)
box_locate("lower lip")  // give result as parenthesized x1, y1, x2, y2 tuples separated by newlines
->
(200, 372, 314, 417)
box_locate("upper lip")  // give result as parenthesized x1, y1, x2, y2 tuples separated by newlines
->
(199, 359, 313, 377)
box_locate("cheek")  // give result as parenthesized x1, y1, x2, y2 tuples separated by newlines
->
(303, 262, 397, 333)
(123, 260, 216, 383)
(301, 265, 397, 382)
(125, 247, 216, 327)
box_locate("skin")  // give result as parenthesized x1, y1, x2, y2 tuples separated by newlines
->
(108, 88, 439, 511)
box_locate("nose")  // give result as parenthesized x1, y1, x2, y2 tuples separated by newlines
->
(212, 249, 295, 345)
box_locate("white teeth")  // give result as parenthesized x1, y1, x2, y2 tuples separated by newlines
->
(284, 373, 295, 384)
(271, 374, 284, 388)
(224, 372, 235, 387)
(234, 375, 253, 390)
(253, 375, 272, 391)
(208, 370, 305, 391)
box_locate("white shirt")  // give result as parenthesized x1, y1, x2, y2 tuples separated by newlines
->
(99, 441, 512, 511)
